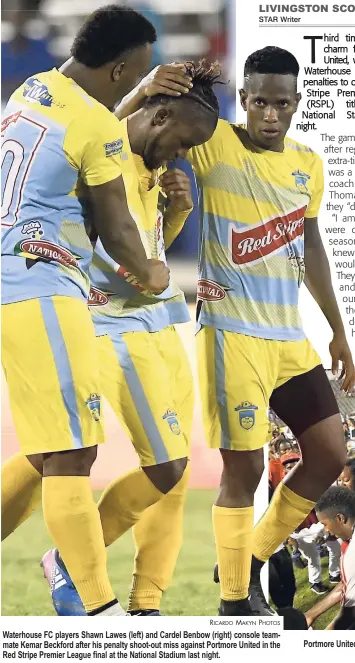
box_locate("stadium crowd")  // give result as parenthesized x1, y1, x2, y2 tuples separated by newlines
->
(268, 379, 355, 628)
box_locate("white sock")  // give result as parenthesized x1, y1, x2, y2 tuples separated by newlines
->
(93, 601, 126, 616)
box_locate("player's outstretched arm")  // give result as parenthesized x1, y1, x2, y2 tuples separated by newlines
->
(89, 176, 169, 293)
(304, 217, 355, 393)
(160, 169, 193, 249)
(305, 582, 342, 627)
(115, 64, 192, 120)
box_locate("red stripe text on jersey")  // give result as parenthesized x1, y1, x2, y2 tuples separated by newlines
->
(230, 205, 307, 266)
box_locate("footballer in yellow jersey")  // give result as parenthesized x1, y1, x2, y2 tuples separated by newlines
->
(187, 48, 354, 617)
(3, 61, 220, 617)
(0, 6, 180, 618)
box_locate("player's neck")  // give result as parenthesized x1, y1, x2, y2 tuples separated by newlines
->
(59, 58, 112, 109)
(126, 112, 146, 159)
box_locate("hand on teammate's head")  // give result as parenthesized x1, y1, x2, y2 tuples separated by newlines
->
(140, 64, 193, 99)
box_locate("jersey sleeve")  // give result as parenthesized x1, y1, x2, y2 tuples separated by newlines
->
(304, 154, 324, 219)
(187, 119, 225, 180)
(63, 107, 123, 186)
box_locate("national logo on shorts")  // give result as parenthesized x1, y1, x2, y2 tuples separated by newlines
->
(86, 393, 101, 421)
(235, 401, 258, 430)
(163, 409, 181, 435)
(104, 139, 124, 157)
(292, 169, 311, 195)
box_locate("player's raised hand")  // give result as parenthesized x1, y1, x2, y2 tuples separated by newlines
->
(159, 169, 193, 211)
(329, 331, 355, 393)
(140, 64, 193, 98)
(140, 258, 170, 293)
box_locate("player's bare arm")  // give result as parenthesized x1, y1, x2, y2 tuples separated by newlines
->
(115, 64, 193, 120)
(88, 176, 169, 293)
(305, 581, 343, 627)
(160, 169, 193, 249)
(304, 217, 355, 392)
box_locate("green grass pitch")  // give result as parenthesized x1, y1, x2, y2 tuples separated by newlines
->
(1, 489, 338, 628)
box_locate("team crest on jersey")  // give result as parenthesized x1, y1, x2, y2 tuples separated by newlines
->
(14, 239, 81, 270)
(235, 401, 258, 430)
(23, 77, 53, 107)
(292, 170, 311, 195)
(163, 409, 181, 435)
(21, 221, 44, 240)
(197, 279, 227, 302)
(86, 394, 101, 421)
(104, 139, 124, 157)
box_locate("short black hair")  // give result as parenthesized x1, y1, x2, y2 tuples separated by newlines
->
(71, 5, 156, 68)
(145, 60, 221, 123)
(244, 46, 299, 79)
(316, 485, 355, 521)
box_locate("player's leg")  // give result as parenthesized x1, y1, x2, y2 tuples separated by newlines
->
(252, 343, 345, 605)
(1, 453, 42, 540)
(197, 326, 272, 616)
(2, 296, 123, 616)
(129, 326, 194, 614)
(296, 540, 323, 589)
(326, 539, 341, 583)
(41, 327, 189, 616)
(96, 330, 189, 547)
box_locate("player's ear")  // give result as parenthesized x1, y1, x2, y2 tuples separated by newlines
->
(112, 62, 125, 82)
(239, 88, 247, 111)
(152, 107, 171, 126)
(294, 92, 301, 112)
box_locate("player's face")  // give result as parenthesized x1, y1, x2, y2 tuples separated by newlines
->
(143, 111, 216, 170)
(283, 461, 298, 475)
(279, 441, 291, 456)
(316, 510, 351, 540)
(338, 466, 353, 491)
(112, 43, 153, 102)
(239, 73, 301, 152)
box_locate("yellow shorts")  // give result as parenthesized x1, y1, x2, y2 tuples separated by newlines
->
(197, 326, 322, 452)
(98, 325, 193, 467)
(2, 296, 104, 455)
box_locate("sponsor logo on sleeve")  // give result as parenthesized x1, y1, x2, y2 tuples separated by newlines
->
(229, 205, 307, 267)
(104, 138, 124, 157)
(22, 77, 64, 108)
(23, 77, 53, 107)
(197, 279, 226, 302)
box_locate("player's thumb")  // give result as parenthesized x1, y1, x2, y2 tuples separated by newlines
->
(331, 353, 339, 376)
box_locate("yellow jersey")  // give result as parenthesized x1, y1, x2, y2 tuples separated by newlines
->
(188, 120, 324, 341)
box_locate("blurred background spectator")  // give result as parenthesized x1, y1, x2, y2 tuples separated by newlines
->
(1, 0, 236, 289)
